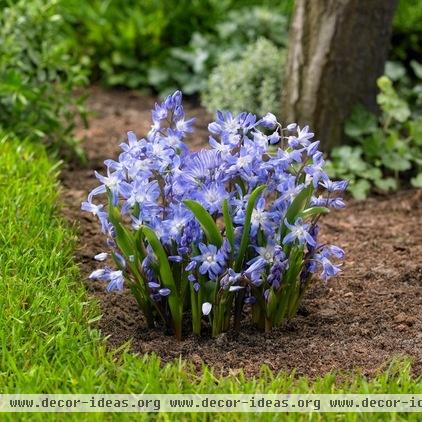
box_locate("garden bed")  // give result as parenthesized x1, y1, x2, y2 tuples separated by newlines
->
(61, 87, 422, 378)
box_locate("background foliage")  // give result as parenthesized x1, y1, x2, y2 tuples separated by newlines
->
(0, 0, 420, 192)
(328, 67, 422, 199)
(202, 38, 285, 116)
(391, 0, 422, 64)
(0, 0, 88, 158)
(61, 0, 293, 93)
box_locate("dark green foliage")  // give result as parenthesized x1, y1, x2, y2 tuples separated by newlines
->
(327, 75, 422, 199)
(391, 0, 422, 63)
(0, 0, 88, 158)
(60, 0, 293, 92)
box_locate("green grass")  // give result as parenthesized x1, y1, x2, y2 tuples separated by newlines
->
(0, 137, 420, 421)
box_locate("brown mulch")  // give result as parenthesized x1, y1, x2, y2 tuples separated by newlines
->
(61, 86, 422, 378)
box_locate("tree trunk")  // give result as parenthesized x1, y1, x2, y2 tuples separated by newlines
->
(281, 0, 397, 150)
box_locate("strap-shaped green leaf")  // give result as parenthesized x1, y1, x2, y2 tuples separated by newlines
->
(234, 185, 266, 271)
(183, 199, 223, 247)
(298, 206, 330, 220)
(222, 198, 234, 249)
(140, 225, 182, 338)
(140, 225, 177, 296)
(107, 205, 135, 257)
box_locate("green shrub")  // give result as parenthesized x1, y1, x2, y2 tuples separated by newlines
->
(0, 0, 88, 158)
(327, 75, 422, 199)
(61, 1, 293, 92)
(149, 6, 289, 95)
(202, 38, 285, 117)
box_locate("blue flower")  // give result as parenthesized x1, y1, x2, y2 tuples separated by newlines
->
(89, 268, 124, 292)
(192, 243, 226, 279)
(220, 269, 241, 290)
(259, 112, 278, 129)
(208, 111, 240, 136)
(193, 182, 228, 214)
(282, 218, 316, 248)
(82, 89, 346, 323)
(304, 152, 329, 188)
(288, 125, 314, 148)
(119, 179, 160, 214)
(81, 201, 105, 217)
(317, 256, 341, 281)
(320, 179, 349, 192)
(179, 149, 221, 187)
(244, 258, 266, 286)
(89, 169, 125, 204)
(161, 204, 193, 244)
(119, 131, 142, 159)
(175, 116, 195, 134)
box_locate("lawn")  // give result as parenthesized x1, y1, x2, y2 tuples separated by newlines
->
(0, 136, 420, 421)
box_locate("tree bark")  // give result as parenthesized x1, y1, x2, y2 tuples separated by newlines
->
(281, 0, 397, 150)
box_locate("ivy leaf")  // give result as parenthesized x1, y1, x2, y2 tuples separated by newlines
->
(349, 179, 371, 200)
(377, 76, 411, 123)
(410, 60, 422, 80)
(360, 167, 382, 181)
(374, 177, 398, 192)
(360, 130, 384, 158)
(411, 173, 422, 188)
(345, 105, 378, 139)
(331, 146, 368, 173)
(385, 61, 406, 81)
(408, 120, 422, 146)
(382, 154, 412, 171)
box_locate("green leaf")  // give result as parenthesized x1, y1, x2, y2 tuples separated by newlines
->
(411, 173, 422, 188)
(377, 76, 411, 123)
(385, 61, 406, 81)
(408, 120, 422, 146)
(410, 60, 422, 80)
(298, 207, 330, 220)
(280, 184, 313, 240)
(374, 177, 398, 191)
(360, 130, 384, 158)
(345, 105, 378, 139)
(234, 185, 266, 271)
(349, 179, 371, 200)
(331, 146, 368, 173)
(382, 154, 412, 171)
(222, 199, 234, 249)
(360, 166, 382, 181)
(140, 225, 182, 339)
(183, 200, 223, 247)
(107, 205, 135, 257)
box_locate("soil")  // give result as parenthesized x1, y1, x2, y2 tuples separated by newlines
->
(61, 86, 422, 378)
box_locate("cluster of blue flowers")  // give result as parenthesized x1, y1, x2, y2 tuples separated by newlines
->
(82, 91, 346, 338)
